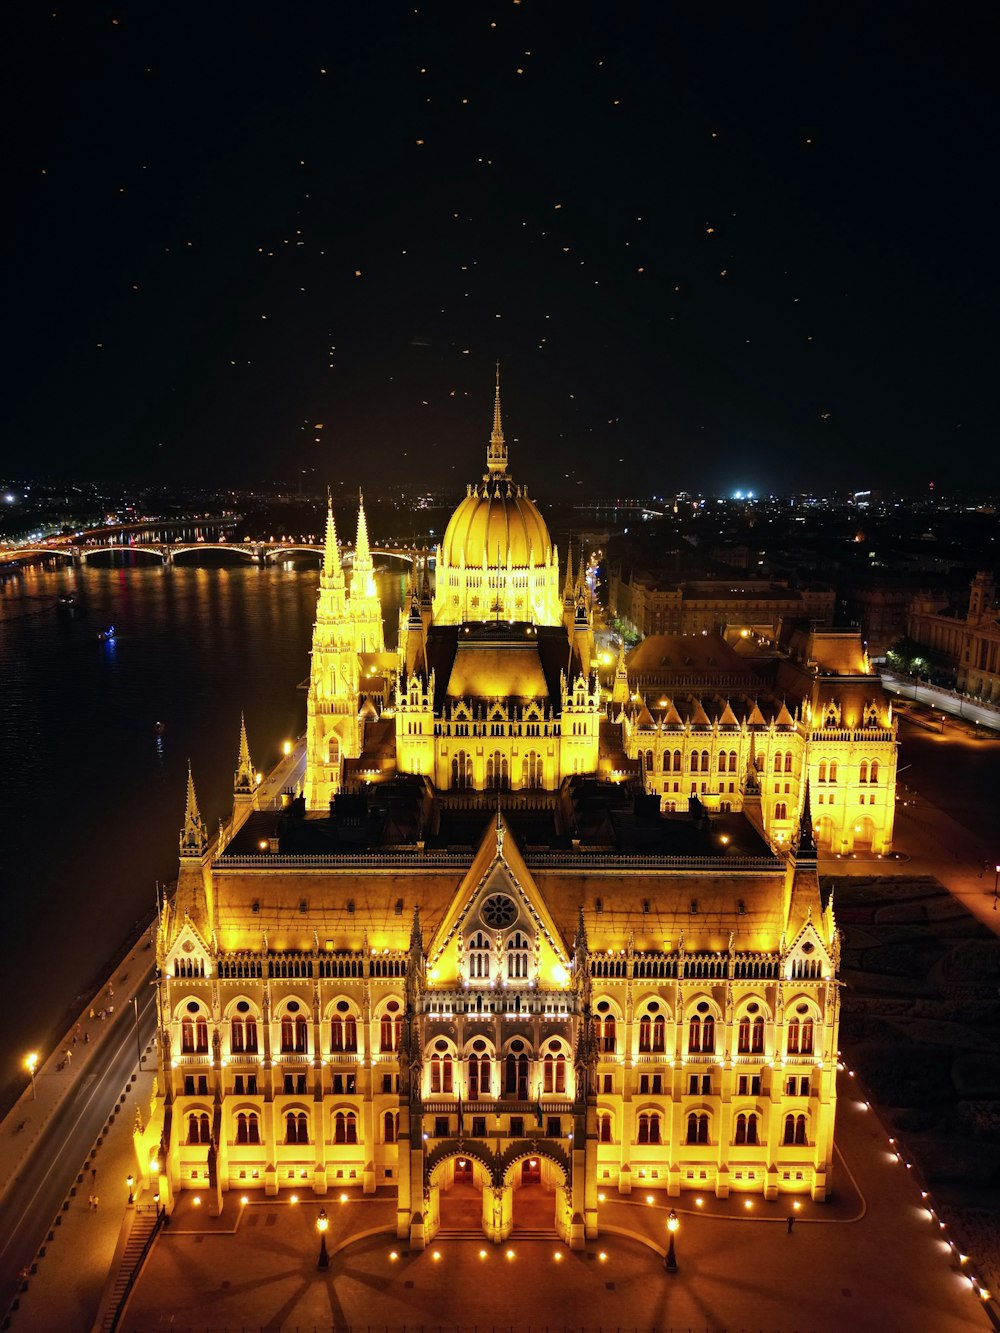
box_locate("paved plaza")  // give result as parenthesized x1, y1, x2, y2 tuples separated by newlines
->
(116, 1071, 991, 1333)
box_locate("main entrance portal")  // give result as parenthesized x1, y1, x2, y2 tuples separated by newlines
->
(426, 1144, 574, 1245)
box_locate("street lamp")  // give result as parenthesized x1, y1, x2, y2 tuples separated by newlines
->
(126, 1174, 135, 1205)
(25, 1052, 39, 1100)
(664, 1209, 679, 1274)
(316, 1208, 329, 1270)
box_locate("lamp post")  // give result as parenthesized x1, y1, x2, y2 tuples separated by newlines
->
(25, 1052, 39, 1100)
(126, 1174, 135, 1205)
(664, 1209, 679, 1274)
(316, 1208, 329, 1270)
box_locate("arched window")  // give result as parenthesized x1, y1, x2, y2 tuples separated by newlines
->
(783, 1113, 807, 1145)
(870, 760, 879, 784)
(486, 752, 509, 790)
(701, 750, 710, 772)
(380, 1006, 403, 1052)
(719, 752, 728, 772)
(468, 931, 492, 981)
(645, 750, 654, 772)
(187, 1112, 211, 1145)
(598, 1112, 613, 1143)
(673, 750, 682, 771)
(689, 1014, 715, 1054)
(330, 1013, 357, 1052)
(334, 1111, 358, 1144)
(818, 761, 827, 783)
(280, 1014, 308, 1053)
(383, 1110, 398, 1143)
(522, 751, 542, 786)
(774, 802, 787, 820)
(785, 753, 793, 773)
(639, 1013, 666, 1052)
(236, 1111, 260, 1145)
(599, 1015, 616, 1054)
(543, 1052, 567, 1094)
(468, 1052, 491, 1099)
(638, 1015, 651, 1052)
(746, 1018, 768, 1050)
(505, 1052, 529, 1098)
(859, 761, 868, 783)
(231, 1012, 258, 1054)
(735, 1112, 759, 1145)
(787, 1017, 814, 1055)
(507, 932, 530, 980)
(430, 1054, 454, 1094)
(774, 752, 783, 773)
(729, 751, 738, 772)
(637, 1112, 661, 1144)
(685, 1112, 709, 1145)
(285, 1111, 309, 1145)
(662, 752, 671, 773)
(452, 750, 473, 789)
(829, 761, 838, 783)
(690, 752, 700, 773)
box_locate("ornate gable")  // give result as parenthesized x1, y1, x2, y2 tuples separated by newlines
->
(426, 815, 570, 988)
(167, 920, 213, 980)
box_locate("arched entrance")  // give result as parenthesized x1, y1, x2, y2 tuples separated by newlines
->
(424, 1141, 574, 1246)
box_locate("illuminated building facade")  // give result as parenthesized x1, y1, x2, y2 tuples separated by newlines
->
(908, 570, 1000, 704)
(139, 380, 845, 1247)
(620, 629, 899, 855)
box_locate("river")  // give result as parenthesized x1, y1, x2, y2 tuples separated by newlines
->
(0, 555, 407, 1110)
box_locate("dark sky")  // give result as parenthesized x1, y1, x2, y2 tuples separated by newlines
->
(5, 3, 997, 496)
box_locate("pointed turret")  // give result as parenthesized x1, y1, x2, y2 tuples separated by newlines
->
(744, 731, 760, 796)
(234, 714, 256, 800)
(179, 762, 208, 857)
(611, 639, 630, 706)
(796, 779, 817, 859)
(322, 493, 344, 583)
(485, 362, 509, 477)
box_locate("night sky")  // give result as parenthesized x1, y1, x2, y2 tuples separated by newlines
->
(6, 3, 997, 496)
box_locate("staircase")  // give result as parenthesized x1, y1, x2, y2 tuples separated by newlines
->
(99, 1209, 158, 1331)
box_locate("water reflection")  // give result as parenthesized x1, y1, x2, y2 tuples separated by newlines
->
(0, 561, 405, 1108)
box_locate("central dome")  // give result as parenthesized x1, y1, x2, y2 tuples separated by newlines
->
(441, 480, 552, 568)
(432, 370, 563, 626)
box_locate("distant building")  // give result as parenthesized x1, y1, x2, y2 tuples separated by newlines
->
(908, 571, 1000, 702)
(609, 568, 835, 639)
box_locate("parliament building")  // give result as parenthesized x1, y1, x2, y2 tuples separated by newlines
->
(139, 378, 897, 1247)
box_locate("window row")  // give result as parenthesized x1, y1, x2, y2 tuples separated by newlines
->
(593, 1014, 814, 1057)
(595, 1111, 810, 1147)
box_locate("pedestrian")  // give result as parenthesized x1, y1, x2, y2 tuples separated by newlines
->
(787, 1213, 795, 1233)
(89, 1008, 96, 1021)
(87, 1195, 94, 1210)
(91, 1168, 97, 1185)
(63, 1047, 72, 1065)
(72, 1034, 78, 1045)
(92, 1196, 99, 1211)
(84, 1032, 90, 1045)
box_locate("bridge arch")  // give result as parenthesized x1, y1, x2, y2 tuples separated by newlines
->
(80, 545, 167, 564)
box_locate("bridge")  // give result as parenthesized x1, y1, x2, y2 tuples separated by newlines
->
(2, 540, 431, 568)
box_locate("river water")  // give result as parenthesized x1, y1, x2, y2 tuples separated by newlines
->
(0, 556, 406, 1109)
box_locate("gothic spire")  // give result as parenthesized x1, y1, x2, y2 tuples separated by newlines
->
(563, 540, 575, 603)
(354, 491, 372, 570)
(486, 362, 508, 477)
(796, 778, 817, 858)
(234, 713, 256, 797)
(322, 492, 343, 581)
(180, 762, 208, 857)
(744, 731, 760, 796)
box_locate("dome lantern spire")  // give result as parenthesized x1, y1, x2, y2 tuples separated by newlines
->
(486, 362, 508, 478)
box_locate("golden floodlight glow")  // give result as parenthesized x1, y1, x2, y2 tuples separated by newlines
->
(479, 1249, 488, 1259)
(282, 741, 293, 755)
(598, 1251, 607, 1261)
(25, 1052, 39, 1074)
(695, 1197, 704, 1207)
(506, 1249, 515, 1260)
(193, 1197, 201, 1207)
(255, 772, 263, 785)
(389, 1250, 398, 1261)
(340, 1193, 348, 1203)
(240, 1195, 249, 1205)
(554, 1251, 563, 1261)
(432, 1250, 441, 1261)
(290, 1194, 298, 1204)
(646, 1194, 654, 1204)
(744, 1199, 753, 1210)
(597, 1192, 606, 1203)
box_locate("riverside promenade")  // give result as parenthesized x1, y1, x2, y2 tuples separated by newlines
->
(0, 921, 156, 1331)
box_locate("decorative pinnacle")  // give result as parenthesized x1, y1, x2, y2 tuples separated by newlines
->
(486, 362, 509, 477)
(180, 761, 208, 856)
(354, 491, 372, 567)
(322, 492, 342, 579)
(797, 778, 817, 857)
(235, 713, 255, 796)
